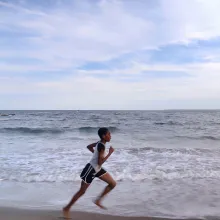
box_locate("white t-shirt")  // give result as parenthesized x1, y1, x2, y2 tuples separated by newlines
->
(89, 142, 106, 172)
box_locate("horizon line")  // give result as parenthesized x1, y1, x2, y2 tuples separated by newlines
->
(1, 109, 220, 111)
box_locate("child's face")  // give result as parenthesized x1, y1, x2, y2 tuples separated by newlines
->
(103, 131, 111, 142)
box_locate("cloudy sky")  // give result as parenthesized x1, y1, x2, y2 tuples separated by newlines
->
(1, 0, 220, 110)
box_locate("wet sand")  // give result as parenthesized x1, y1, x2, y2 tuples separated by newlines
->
(0, 207, 205, 220)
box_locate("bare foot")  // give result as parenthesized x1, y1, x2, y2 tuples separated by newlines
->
(62, 207, 71, 219)
(94, 200, 107, 210)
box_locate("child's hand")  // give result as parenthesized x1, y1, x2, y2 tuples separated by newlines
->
(109, 146, 115, 154)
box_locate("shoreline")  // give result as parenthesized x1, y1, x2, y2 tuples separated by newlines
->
(0, 207, 207, 220)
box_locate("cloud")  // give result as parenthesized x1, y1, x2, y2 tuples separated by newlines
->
(2, 0, 220, 70)
(1, 61, 220, 110)
(1, 0, 220, 109)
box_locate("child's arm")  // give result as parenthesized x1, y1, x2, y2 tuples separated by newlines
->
(98, 144, 114, 166)
(87, 142, 98, 153)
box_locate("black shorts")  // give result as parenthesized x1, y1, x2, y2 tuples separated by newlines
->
(80, 163, 107, 184)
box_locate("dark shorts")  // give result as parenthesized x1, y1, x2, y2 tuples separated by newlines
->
(80, 163, 107, 184)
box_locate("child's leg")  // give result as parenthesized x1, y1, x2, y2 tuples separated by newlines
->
(63, 180, 89, 211)
(95, 173, 116, 209)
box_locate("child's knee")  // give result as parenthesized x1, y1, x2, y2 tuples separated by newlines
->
(109, 180, 116, 189)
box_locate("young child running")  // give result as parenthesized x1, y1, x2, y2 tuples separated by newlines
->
(63, 127, 116, 218)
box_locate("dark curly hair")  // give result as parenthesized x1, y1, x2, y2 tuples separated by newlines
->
(98, 127, 109, 139)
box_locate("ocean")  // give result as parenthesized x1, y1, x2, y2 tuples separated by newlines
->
(1, 110, 220, 218)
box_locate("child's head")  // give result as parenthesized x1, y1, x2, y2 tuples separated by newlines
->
(98, 127, 111, 142)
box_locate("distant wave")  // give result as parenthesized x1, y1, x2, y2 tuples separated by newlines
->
(200, 135, 220, 140)
(2, 127, 64, 134)
(127, 146, 215, 154)
(175, 135, 220, 141)
(154, 121, 183, 126)
(78, 126, 119, 132)
(1, 126, 119, 135)
(0, 113, 15, 117)
(212, 122, 220, 125)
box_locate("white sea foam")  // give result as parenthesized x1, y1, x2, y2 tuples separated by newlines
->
(1, 147, 220, 183)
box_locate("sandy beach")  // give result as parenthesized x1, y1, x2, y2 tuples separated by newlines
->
(0, 207, 205, 220)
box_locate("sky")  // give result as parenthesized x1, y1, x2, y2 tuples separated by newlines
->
(1, 0, 220, 110)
